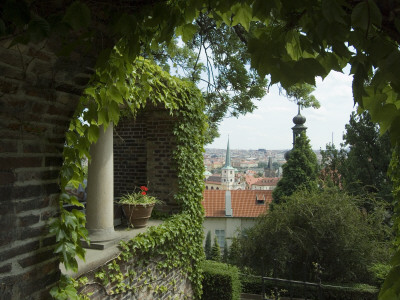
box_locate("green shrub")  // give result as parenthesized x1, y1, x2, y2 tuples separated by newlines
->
(240, 274, 378, 300)
(201, 260, 241, 300)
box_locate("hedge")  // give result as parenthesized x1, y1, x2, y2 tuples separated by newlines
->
(201, 260, 241, 300)
(240, 274, 378, 300)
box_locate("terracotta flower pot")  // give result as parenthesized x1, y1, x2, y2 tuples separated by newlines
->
(122, 203, 155, 228)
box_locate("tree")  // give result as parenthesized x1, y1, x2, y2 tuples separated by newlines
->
(282, 83, 320, 109)
(205, 231, 212, 260)
(211, 236, 221, 262)
(240, 189, 391, 284)
(320, 143, 344, 188)
(4, 1, 400, 297)
(320, 111, 393, 210)
(272, 132, 319, 204)
(158, 15, 319, 142)
(228, 237, 242, 267)
(341, 111, 393, 206)
(223, 244, 229, 263)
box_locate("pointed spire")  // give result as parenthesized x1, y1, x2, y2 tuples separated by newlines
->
(224, 137, 232, 168)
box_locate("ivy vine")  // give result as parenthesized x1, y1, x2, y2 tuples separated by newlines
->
(4, 0, 400, 298)
(50, 53, 207, 299)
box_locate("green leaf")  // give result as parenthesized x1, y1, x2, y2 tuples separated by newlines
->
(97, 108, 108, 126)
(379, 265, 400, 300)
(180, 23, 197, 43)
(231, 3, 253, 31)
(109, 85, 124, 104)
(64, 214, 78, 229)
(27, 15, 50, 42)
(286, 31, 302, 61)
(87, 125, 99, 143)
(367, 0, 382, 27)
(252, 0, 275, 21)
(108, 101, 120, 124)
(321, 0, 346, 24)
(351, 1, 369, 31)
(63, 1, 91, 30)
(69, 196, 84, 208)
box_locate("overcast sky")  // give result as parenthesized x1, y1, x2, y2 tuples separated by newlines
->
(206, 69, 356, 150)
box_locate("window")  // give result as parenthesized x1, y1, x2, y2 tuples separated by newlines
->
(211, 186, 214, 190)
(230, 179, 232, 182)
(230, 171, 232, 174)
(215, 229, 225, 248)
(205, 186, 208, 190)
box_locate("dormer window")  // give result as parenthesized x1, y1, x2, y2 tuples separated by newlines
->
(256, 195, 265, 204)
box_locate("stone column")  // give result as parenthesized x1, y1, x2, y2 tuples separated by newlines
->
(86, 123, 115, 243)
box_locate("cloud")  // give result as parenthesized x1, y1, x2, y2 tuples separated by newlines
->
(207, 71, 356, 150)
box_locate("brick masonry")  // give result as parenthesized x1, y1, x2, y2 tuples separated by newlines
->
(78, 255, 193, 300)
(114, 107, 180, 215)
(0, 39, 94, 299)
(1, 37, 190, 299)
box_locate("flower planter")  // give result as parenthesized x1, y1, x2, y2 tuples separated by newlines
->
(122, 203, 155, 228)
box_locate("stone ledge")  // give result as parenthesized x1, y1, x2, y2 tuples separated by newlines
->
(60, 220, 164, 278)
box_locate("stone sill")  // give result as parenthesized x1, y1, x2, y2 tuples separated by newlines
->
(60, 220, 164, 278)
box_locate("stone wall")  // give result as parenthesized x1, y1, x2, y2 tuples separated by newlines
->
(114, 108, 179, 214)
(0, 40, 94, 299)
(78, 254, 193, 299)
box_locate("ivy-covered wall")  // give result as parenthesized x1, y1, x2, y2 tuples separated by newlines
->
(78, 255, 193, 299)
(50, 58, 207, 299)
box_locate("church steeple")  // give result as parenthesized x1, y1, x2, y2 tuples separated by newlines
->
(291, 104, 307, 146)
(221, 137, 235, 190)
(285, 104, 307, 161)
(223, 137, 232, 168)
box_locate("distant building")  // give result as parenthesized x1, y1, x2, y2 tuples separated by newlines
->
(221, 138, 236, 190)
(202, 190, 272, 249)
(251, 177, 279, 190)
(264, 156, 276, 177)
(205, 138, 245, 190)
(204, 169, 212, 180)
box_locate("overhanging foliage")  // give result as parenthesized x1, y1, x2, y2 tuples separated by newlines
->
(3, 0, 400, 298)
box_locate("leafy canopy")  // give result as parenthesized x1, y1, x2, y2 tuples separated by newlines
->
(3, 0, 400, 298)
(240, 188, 391, 284)
(321, 111, 393, 210)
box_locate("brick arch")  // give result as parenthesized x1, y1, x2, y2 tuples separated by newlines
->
(0, 39, 95, 299)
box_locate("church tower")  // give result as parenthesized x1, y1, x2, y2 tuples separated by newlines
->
(285, 104, 307, 161)
(221, 138, 235, 190)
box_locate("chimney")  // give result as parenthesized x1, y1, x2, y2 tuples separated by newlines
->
(225, 191, 232, 217)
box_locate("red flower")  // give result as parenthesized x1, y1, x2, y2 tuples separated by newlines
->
(140, 186, 149, 191)
(141, 191, 146, 195)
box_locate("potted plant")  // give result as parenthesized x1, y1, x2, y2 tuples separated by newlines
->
(118, 186, 162, 228)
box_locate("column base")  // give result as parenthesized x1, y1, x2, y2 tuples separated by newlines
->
(82, 228, 118, 250)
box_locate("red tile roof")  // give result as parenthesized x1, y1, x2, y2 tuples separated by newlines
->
(245, 175, 259, 186)
(202, 190, 271, 218)
(253, 177, 280, 186)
